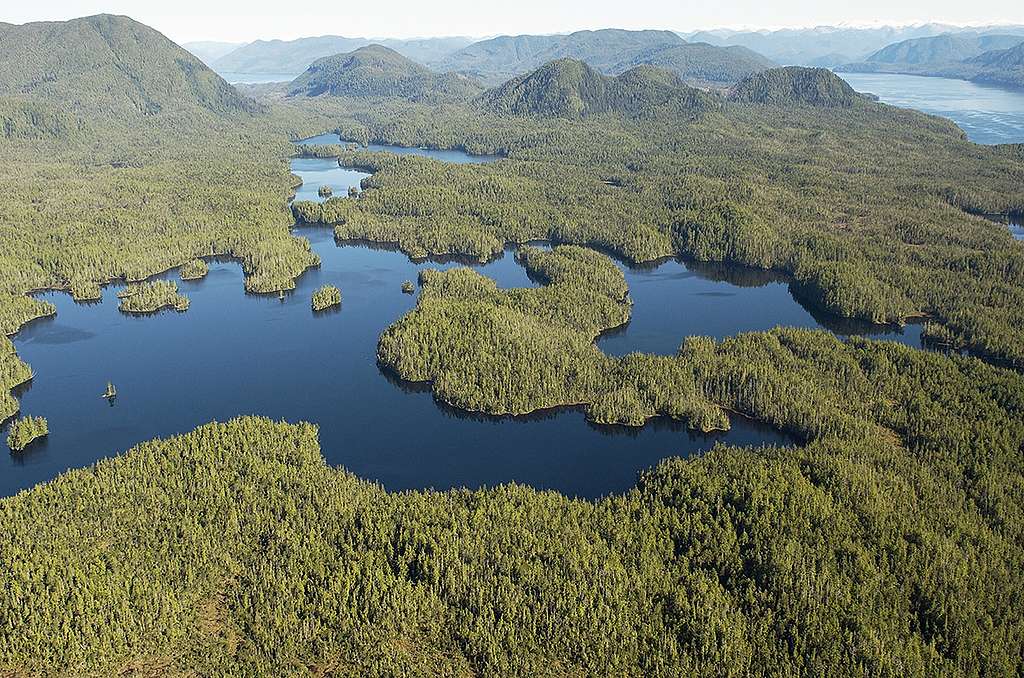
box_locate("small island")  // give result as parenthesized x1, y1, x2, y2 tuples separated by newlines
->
(69, 280, 102, 302)
(7, 415, 48, 452)
(180, 259, 209, 281)
(117, 280, 190, 314)
(318, 185, 333, 198)
(401, 280, 415, 294)
(311, 284, 341, 312)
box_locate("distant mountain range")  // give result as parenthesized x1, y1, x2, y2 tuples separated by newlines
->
(183, 40, 247, 65)
(211, 35, 474, 76)
(865, 33, 1024, 64)
(287, 45, 483, 102)
(841, 31, 1024, 89)
(212, 29, 775, 88)
(434, 29, 775, 86)
(683, 24, 1024, 67)
(436, 29, 681, 82)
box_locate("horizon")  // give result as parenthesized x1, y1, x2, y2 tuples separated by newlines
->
(3, 2, 1023, 43)
(181, 20, 1024, 47)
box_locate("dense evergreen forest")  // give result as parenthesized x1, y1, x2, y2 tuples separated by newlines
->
(2, 341, 1023, 674)
(117, 280, 191, 314)
(287, 66, 1024, 364)
(2, 13, 1024, 674)
(5, 415, 47, 452)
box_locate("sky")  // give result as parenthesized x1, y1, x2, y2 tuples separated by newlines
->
(3, 0, 1023, 43)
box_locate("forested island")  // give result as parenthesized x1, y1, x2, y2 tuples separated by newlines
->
(311, 284, 342, 311)
(5, 415, 47, 452)
(0, 12, 1023, 675)
(117, 281, 190, 314)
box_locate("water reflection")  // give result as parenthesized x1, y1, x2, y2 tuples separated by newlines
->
(597, 255, 922, 357)
(0, 137, 934, 500)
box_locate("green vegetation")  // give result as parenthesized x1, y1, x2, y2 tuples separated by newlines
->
(117, 281, 190, 314)
(212, 35, 474, 75)
(285, 68, 1024, 363)
(0, 14, 337, 421)
(478, 59, 715, 118)
(288, 45, 483, 102)
(380, 246, 642, 422)
(0, 336, 34, 423)
(3, 17, 1024, 673)
(2, 346, 1023, 674)
(401, 280, 415, 293)
(180, 258, 209, 281)
(318, 184, 333, 198)
(311, 284, 341, 311)
(6, 415, 47, 452)
(610, 42, 775, 87)
(728, 66, 858, 107)
(0, 14, 263, 119)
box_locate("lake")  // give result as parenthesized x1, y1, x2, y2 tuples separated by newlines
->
(837, 72, 1024, 145)
(220, 71, 301, 84)
(0, 141, 925, 499)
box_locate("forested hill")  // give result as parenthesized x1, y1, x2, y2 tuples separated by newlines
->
(967, 42, 1024, 87)
(729, 66, 858, 107)
(611, 42, 775, 87)
(213, 35, 473, 75)
(0, 14, 262, 118)
(866, 33, 1024, 65)
(840, 32, 1024, 89)
(478, 59, 716, 118)
(288, 45, 483, 102)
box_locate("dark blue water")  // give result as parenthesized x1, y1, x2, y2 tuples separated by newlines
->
(2, 231, 793, 499)
(837, 72, 1024, 145)
(0, 141, 918, 499)
(599, 259, 921, 356)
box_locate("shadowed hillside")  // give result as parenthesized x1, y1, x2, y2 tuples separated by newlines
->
(612, 42, 775, 86)
(478, 58, 715, 118)
(866, 33, 1024, 65)
(0, 14, 263, 118)
(215, 35, 473, 75)
(729, 66, 858, 107)
(288, 44, 482, 102)
(840, 31, 1024, 89)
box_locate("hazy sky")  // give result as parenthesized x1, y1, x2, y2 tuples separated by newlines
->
(4, 0, 1023, 42)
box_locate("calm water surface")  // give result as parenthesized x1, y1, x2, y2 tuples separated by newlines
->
(220, 72, 300, 84)
(0, 140, 921, 498)
(838, 72, 1024, 145)
(3, 232, 796, 499)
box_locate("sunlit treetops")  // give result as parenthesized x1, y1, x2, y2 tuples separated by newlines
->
(180, 259, 209, 281)
(117, 280, 190, 314)
(6, 415, 47, 452)
(311, 284, 342, 311)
